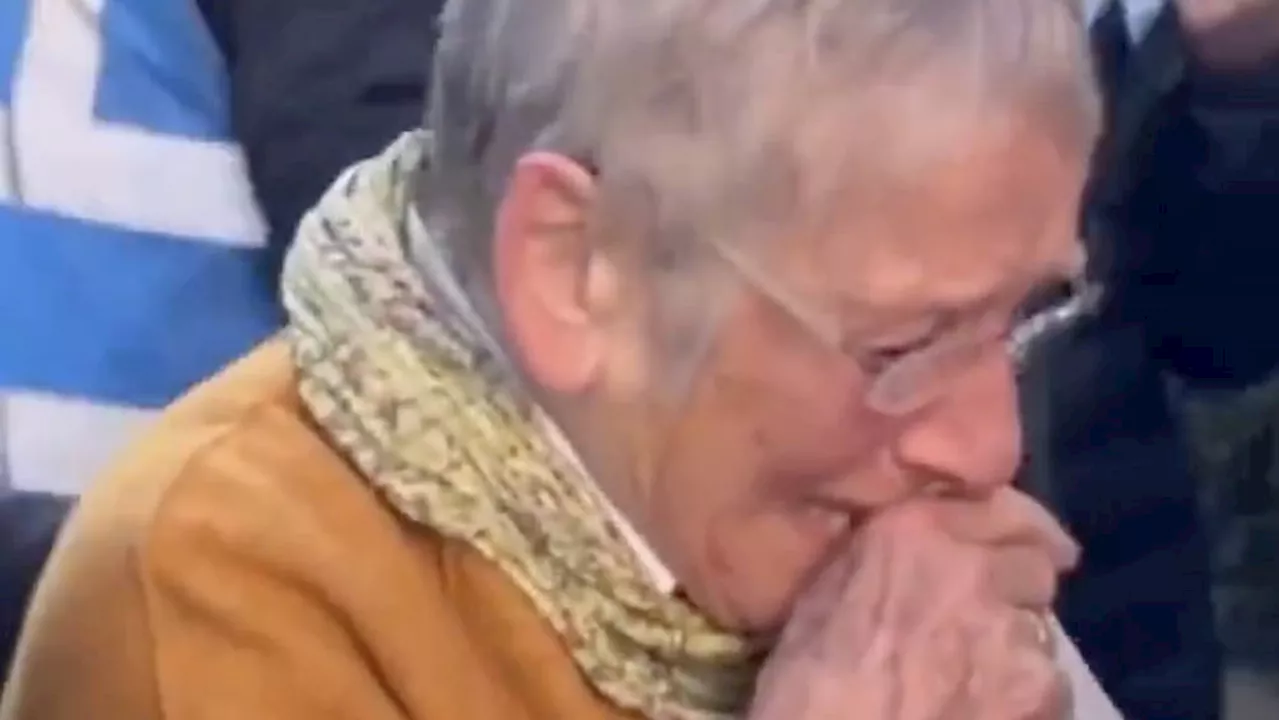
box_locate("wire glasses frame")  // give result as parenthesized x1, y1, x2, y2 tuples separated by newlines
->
(571, 154, 1101, 416)
(705, 238, 1103, 417)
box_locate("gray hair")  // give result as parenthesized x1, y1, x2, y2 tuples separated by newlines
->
(415, 0, 1098, 364)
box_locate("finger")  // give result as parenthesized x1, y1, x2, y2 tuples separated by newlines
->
(934, 490, 1079, 570)
(795, 531, 870, 618)
(971, 641, 1067, 720)
(1002, 652, 1070, 720)
(815, 531, 902, 651)
(981, 544, 1060, 609)
(778, 535, 865, 650)
(782, 503, 949, 659)
(1008, 609, 1056, 658)
(980, 606, 1056, 660)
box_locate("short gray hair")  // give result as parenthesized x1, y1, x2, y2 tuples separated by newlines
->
(415, 0, 1098, 344)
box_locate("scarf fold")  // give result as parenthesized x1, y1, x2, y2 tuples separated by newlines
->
(281, 132, 757, 718)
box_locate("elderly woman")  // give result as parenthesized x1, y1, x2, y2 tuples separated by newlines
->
(1, 0, 1123, 718)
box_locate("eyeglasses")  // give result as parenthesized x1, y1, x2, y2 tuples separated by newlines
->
(570, 155, 1099, 414)
(704, 238, 1102, 417)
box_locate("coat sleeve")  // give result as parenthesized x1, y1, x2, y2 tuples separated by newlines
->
(194, 0, 445, 267)
(138, 468, 415, 720)
(0, 446, 411, 720)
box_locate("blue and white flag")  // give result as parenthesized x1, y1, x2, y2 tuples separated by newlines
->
(0, 0, 279, 492)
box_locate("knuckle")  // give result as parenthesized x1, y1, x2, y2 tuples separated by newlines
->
(1005, 654, 1066, 719)
(981, 545, 1058, 607)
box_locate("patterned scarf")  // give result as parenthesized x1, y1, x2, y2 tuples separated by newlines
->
(281, 132, 758, 718)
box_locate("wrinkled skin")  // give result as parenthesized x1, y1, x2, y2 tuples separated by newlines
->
(749, 490, 1079, 720)
(492, 24, 1094, 720)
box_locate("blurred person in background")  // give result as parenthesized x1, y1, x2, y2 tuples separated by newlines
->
(1029, 1, 1276, 718)
(2, 1, 1127, 718)
(191, 0, 445, 286)
(1143, 2, 1278, 698)
(0, 0, 439, 493)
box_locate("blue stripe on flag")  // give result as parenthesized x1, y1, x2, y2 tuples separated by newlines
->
(0, 206, 282, 407)
(93, 0, 232, 140)
(0, 0, 30, 105)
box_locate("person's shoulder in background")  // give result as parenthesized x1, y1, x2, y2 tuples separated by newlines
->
(193, 0, 448, 267)
(1084, 0, 1276, 390)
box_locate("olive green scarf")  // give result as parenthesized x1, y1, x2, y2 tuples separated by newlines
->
(281, 132, 757, 718)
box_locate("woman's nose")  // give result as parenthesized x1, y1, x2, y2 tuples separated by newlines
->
(892, 350, 1023, 496)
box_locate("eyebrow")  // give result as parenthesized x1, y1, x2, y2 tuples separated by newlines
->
(835, 259, 1086, 340)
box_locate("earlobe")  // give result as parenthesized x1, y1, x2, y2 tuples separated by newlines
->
(492, 152, 605, 394)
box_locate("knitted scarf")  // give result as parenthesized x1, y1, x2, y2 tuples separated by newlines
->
(281, 132, 758, 718)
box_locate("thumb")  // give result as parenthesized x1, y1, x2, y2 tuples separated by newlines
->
(931, 489, 1079, 571)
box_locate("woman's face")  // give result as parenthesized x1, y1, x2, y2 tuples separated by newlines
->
(494, 89, 1091, 635)
(619, 107, 1090, 635)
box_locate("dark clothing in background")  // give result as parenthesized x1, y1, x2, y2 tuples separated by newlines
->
(1032, 329, 1225, 720)
(1028, 4, 1276, 719)
(194, 0, 444, 278)
(0, 492, 71, 679)
(1049, 2, 1218, 712)
(1087, 9, 1277, 390)
(1158, 37, 1278, 676)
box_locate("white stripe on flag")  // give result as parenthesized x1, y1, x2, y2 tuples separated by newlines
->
(4, 0, 266, 246)
(2, 391, 158, 494)
(0, 109, 13, 199)
(0, 107, 13, 199)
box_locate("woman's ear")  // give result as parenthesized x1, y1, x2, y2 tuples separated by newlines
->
(493, 152, 610, 394)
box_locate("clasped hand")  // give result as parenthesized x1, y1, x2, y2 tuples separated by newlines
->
(750, 489, 1079, 720)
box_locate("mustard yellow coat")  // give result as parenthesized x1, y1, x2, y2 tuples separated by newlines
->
(1, 342, 636, 720)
